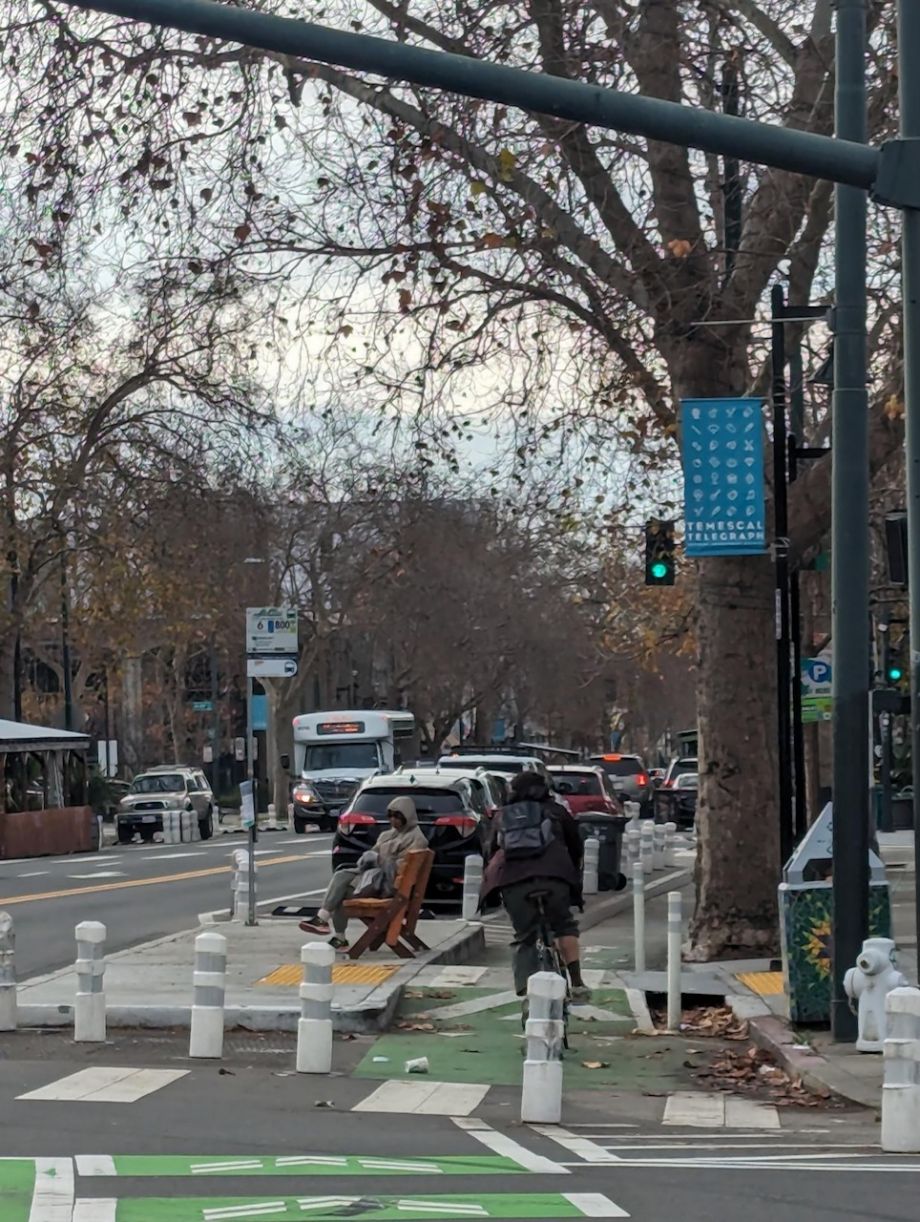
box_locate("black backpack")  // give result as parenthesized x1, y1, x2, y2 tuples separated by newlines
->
(498, 800, 555, 861)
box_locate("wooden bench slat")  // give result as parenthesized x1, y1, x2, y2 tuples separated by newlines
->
(341, 848, 435, 960)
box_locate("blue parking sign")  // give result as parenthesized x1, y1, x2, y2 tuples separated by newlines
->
(681, 397, 767, 556)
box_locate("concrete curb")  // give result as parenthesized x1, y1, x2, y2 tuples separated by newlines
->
(15, 922, 486, 1036)
(727, 995, 880, 1111)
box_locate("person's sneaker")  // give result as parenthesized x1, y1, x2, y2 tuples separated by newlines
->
(329, 936, 350, 951)
(570, 983, 592, 1003)
(299, 918, 331, 935)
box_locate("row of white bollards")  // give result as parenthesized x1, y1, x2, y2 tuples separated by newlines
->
(0, 912, 335, 1075)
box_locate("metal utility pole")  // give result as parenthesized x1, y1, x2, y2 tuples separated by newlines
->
(60, 537, 74, 733)
(772, 283, 794, 867)
(900, 0, 920, 963)
(830, 0, 869, 1044)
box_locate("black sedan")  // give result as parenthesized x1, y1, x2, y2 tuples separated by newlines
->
(331, 777, 483, 904)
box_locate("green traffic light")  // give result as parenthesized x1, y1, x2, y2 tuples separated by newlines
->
(888, 665, 904, 682)
(650, 561, 669, 580)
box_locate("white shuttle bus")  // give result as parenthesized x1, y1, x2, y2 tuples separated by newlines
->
(290, 710, 416, 831)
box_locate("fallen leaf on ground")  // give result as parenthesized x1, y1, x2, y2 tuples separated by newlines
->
(582, 1060, 610, 1070)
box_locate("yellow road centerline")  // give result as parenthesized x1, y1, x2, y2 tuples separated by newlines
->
(0, 853, 313, 906)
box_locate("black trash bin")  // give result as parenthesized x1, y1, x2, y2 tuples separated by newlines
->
(575, 811, 628, 892)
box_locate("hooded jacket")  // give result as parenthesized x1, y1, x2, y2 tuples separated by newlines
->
(374, 796, 429, 863)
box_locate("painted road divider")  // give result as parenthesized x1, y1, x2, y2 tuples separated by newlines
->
(71, 1153, 528, 1177)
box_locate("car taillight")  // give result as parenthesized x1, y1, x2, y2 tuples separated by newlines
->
(636, 773, 648, 786)
(434, 814, 478, 833)
(338, 812, 376, 828)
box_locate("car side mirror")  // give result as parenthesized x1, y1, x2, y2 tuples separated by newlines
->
(280, 753, 290, 771)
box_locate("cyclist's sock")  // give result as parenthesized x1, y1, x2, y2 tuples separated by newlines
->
(567, 960, 584, 988)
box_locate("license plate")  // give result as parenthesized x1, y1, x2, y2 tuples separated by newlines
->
(141, 815, 157, 823)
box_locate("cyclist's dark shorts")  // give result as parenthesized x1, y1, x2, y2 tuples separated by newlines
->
(501, 877, 579, 941)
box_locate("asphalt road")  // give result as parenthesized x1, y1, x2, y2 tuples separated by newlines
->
(0, 1032, 914, 1221)
(0, 829, 335, 979)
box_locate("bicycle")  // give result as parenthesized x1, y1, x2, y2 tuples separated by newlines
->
(521, 888, 571, 1051)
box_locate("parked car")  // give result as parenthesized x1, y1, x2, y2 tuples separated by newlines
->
(547, 766, 622, 816)
(291, 777, 344, 834)
(116, 766, 215, 844)
(655, 771, 698, 828)
(589, 753, 652, 810)
(332, 772, 483, 903)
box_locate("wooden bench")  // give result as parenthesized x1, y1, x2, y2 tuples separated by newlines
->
(342, 849, 434, 960)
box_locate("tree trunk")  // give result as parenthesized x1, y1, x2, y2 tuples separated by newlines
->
(0, 630, 16, 720)
(687, 552, 780, 958)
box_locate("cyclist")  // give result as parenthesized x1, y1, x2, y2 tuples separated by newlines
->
(480, 769, 590, 1000)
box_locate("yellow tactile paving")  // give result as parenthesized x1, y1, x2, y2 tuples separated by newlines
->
(256, 963, 399, 987)
(735, 970, 785, 996)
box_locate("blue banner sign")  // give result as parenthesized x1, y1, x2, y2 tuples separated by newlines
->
(681, 397, 767, 556)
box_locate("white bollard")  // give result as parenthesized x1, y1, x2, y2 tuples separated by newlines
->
(624, 825, 640, 881)
(180, 810, 192, 843)
(652, 822, 665, 870)
(582, 836, 600, 896)
(633, 862, 646, 973)
(162, 811, 177, 845)
(623, 800, 640, 824)
(0, 911, 17, 1031)
(74, 921, 106, 1042)
(230, 847, 246, 918)
(882, 987, 920, 1152)
(666, 891, 682, 1032)
(234, 851, 255, 921)
(266, 803, 279, 831)
(461, 854, 483, 921)
(297, 941, 335, 1073)
(191, 813, 201, 842)
(664, 821, 678, 867)
(521, 970, 566, 1123)
(189, 931, 227, 1058)
(640, 820, 655, 874)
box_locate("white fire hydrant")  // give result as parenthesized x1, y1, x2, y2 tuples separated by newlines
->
(844, 937, 908, 1052)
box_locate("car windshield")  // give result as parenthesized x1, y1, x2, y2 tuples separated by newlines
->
(676, 774, 699, 789)
(594, 758, 644, 777)
(551, 773, 602, 796)
(670, 759, 698, 778)
(352, 788, 467, 815)
(131, 774, 184, 794)
(304, 743, 379, 770)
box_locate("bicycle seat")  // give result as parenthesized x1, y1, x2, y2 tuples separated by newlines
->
(525, 888, 552, 901)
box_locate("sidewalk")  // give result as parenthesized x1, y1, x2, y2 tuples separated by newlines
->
(726, 830, 918, 1109)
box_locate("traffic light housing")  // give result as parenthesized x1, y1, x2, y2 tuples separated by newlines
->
(644, 519, 676, 586)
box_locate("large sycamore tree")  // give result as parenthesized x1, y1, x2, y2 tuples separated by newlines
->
(5, 0, 903, 954)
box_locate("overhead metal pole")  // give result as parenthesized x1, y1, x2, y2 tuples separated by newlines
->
(62, 0, 883, 192)
(899, 0, 920, 964)
(771, 283, 794, 868)
(830, 0, 869, 1044)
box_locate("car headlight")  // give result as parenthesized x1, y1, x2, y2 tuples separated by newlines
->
(293, 786, 317, 804)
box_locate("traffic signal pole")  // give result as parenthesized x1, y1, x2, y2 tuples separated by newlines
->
(771, 284, 794, 869)
(900, 0, 920, 968)
(830, 0, 869, 1044)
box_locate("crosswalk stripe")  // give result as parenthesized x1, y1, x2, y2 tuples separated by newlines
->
(30, 1157, 74, 1221)
(663, 1093, 724, 1127)
(453, 1118, 567, 1174)
(353, 1080, 489, 1116)
(75, 1157, 116, 1177)
(73, 1202, 117, 1222)
(563, 1193, 630, 1218)
(19, 1067, 188, 1104)
(529, 1126, 620, 1164)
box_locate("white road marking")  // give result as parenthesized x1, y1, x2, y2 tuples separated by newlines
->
(17, 871, 50, 878)
(29, 1157, 74, 1221)
(663, 1093, 725, 1127)
(724, 1097, 781, 1130)
(192, 1160, 266, 1174)
(529, 1126, 621, 1164)
(563, 1192, 630, 1217)
(74, 1156, 117, 1177)
(425, 965, 488, 987)
(453, 1117, 567, 1174)
(203, 1204, 287, 1220)
(66, 872, 126, 880)
(19, 1066, 188, 1103)
(73, 1202, 117, 1222)
(143, 853, 206, 861)
(624, 988, 655, 1034)
(295, 1201, 357, 1214)
(417, 990, 518, 1020)
(353, 1080, 489, 1116)
(394, 1201, 485, 1215)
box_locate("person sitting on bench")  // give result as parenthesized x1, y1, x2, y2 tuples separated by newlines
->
(299, 796, 428, 949)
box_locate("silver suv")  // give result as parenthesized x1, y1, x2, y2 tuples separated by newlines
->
(589, 754, 653, 810)
(116, 766, 216, 844)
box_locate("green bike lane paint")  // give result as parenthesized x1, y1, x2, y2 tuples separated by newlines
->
(74, 1191, 629, 1219)
(74, 1153, 526, 1178)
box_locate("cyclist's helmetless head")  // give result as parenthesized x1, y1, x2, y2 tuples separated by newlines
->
(511, 771, 549, 803)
